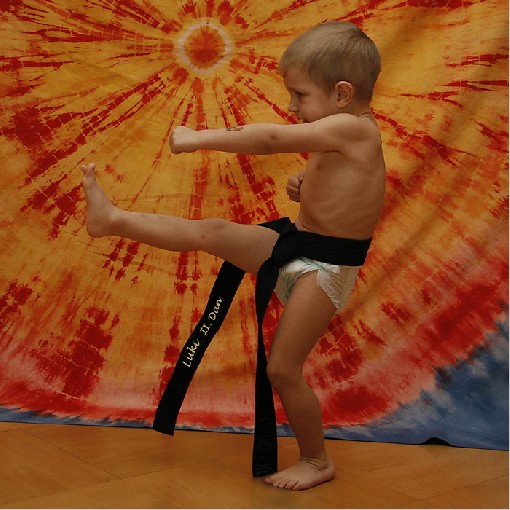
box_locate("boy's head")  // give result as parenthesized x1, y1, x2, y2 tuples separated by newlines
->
(279, 21, 381, 102)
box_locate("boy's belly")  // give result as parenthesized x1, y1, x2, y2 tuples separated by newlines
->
(295, 207, 375, 240)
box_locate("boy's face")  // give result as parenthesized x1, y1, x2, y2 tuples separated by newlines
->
(283, 67, 339, 123)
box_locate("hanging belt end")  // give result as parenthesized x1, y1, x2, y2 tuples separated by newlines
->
(152, 416, 176, 436)
(252, 460, 278, 478)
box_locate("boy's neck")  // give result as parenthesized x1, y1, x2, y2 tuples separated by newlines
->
(341, 98, 372, 117)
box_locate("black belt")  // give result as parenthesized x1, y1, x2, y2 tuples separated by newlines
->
(153, 217, 371, 476)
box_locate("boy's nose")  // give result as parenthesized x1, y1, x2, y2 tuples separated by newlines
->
(288, 101, 298, 113)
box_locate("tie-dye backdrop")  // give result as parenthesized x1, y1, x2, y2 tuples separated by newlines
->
(0, 1, 508, 450)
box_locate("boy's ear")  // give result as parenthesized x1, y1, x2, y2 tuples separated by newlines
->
(335, 81, 354, 107)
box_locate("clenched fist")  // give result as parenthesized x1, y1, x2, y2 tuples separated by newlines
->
(169, 126, 199, 154)
(286, 172, 304, 202)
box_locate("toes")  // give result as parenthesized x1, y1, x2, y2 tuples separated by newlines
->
(270, 477, 299, 490)
(285, 480, 300, 490)
(81, 163, 96, 175)
(264, 459, 335, 491)
(291, 480, 309, 491)
(264, 474, 283, 488)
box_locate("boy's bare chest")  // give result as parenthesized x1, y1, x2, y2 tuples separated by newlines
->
(305, 152, 354, 190)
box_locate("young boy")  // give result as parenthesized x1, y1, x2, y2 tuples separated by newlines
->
(81, 21, 385, 491)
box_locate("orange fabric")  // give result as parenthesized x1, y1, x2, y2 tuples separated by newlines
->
(0, 1, 507, 447)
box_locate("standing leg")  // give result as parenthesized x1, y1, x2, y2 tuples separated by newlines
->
(81, 163, 278, 274)
(264, 271, 337, 490)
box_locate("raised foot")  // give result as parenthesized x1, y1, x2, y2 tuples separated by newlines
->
(81, 163, 119, 238)
(264, 457, 335, 491)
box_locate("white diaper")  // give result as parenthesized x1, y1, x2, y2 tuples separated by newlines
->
(274, 257, 361, 312)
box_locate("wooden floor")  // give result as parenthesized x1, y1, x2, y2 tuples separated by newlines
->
(0, 421, 507, 509)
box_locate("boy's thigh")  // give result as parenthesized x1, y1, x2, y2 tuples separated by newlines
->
(269, 271, 336, 368)
(200, 219, 279, 275)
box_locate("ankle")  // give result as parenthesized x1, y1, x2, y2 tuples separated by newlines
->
(299, 454, 330, 470)
(106, 207, 125, 236)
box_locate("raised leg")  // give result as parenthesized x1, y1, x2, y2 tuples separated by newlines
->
(81, 163, 278, 274)
(265, 271, 337, 490)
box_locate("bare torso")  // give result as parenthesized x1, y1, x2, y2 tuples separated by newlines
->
(295, 115, 386, 240)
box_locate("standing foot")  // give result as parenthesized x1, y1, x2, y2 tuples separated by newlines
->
(264, 457, 335, 491)
(81, 163, 120, 238)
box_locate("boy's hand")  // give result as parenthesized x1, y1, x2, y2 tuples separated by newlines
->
(169, 126, 199, 154)
(286, 172, 304, 202)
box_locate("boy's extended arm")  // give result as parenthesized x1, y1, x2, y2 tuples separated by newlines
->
(169, 115, 366, 155)
(170, 124, 295, 155)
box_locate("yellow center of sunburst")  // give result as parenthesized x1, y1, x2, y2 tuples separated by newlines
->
(176, 19, 232, 75)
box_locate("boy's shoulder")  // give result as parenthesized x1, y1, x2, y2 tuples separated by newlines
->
(320, 111, 377, 129)
(315, 112, 381, 145)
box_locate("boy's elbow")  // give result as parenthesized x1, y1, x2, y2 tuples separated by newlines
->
(247, 137, 276, 155)
(261, 133, 282, 154)
(247, 125, 287, 154)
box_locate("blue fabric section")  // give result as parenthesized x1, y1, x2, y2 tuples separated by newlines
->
(0, 407, 146, 429)
(323, 320, 509, 450)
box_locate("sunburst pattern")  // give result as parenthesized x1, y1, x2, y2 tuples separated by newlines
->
(0, 0, 507, 447)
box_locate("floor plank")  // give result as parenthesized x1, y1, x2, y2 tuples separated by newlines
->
(24, 424, 254, 478)
(320, 439, 509, 499)
(418, 476, 510, 509)
(3, 479, 170, 509)
(0, 428, 114, 503)
(0, 422, 507, 509)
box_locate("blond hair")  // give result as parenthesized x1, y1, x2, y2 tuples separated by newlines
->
(279, 21, 381, 101)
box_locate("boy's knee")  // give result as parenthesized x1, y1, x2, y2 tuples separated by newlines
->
(266, 361, 299, 392)
(197, 218, 229, 244)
